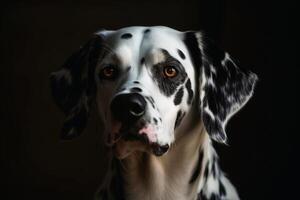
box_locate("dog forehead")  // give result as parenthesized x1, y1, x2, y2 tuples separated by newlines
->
(96, 26, 187, 59)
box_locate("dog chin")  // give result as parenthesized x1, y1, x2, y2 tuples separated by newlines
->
(110, 122, 170, 158)
(113, 139, 150, 159)
(113, 139, 171, 159)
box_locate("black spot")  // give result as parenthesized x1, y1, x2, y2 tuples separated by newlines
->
(144, 29, 151, 34)
(185, 79, 194, 104)
(149, 97, 155, 104)
(140, 57, 145, 64)
(209, 193, 220, 200)
(174, 87, 184, 105)
(197, 191, 208, 200)
(219, 180, 227, 196)
(146, 96, 156, 109)
(174, 110, 185, 129)
(153, 118, 158, 124)
(203, 162, 210, 179)
(146, 96, 154, 104)
(130, 87, 142, 93)
(177, 49, 186, 59)
(197, 191, 221, 200)
(184, 32, 202, 79)
(152, 69, 184, 95)
(133, 81, 140, 84)
(121, 33, 132, 39)
(211, 162, 216, 178)
(126, 66, 131, 72)
(197, 191, 203, 200)
(189, 150, 204, 183)
(159, 117, 162, 122)
(151, 49, 187, 96)
(198, 192, 220, 200)
(151, 103, 155, 109)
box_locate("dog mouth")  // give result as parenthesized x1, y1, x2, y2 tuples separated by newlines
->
(108, 122, 169, 159)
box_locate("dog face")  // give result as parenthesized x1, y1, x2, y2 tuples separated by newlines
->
(94, 27, 196, 158)
(50, 26, 257, 159)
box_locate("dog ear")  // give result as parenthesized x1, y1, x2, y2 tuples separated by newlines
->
(50, 35, 103, 140)
(184, 31, 258, 143)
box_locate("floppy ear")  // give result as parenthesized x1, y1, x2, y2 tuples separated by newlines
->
(50, 35, 103, 140)
(184, 31, 258, 143)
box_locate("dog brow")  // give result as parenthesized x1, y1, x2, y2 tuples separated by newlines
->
(158, 48, 182, 65)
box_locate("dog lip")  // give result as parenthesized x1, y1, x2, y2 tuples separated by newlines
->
(123, 132, 150, 144)
(117, 123, 152, 144)
(111, 123, 161, 154)
(152, 143, 170, 156)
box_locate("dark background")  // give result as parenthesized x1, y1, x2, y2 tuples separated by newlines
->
(0, 0, 297, 199)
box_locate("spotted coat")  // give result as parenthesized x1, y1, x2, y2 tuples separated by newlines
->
(50, 26, 257, 200)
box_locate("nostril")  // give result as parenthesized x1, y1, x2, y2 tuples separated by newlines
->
(130, 87, 142, 93)
(110, 93, 146, 122)
(129, 100, 145, 116)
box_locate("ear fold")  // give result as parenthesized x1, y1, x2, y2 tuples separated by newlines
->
(50, 35, 103, 140)
(184, 31, 258, 143)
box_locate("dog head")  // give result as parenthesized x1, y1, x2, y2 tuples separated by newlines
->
(50, 26, 257, 159)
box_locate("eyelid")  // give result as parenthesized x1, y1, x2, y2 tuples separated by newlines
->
(166, 60, 181, 69)
(164, 61, 180, 70)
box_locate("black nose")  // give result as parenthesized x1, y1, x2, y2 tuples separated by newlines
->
(110, 93, 146, 123)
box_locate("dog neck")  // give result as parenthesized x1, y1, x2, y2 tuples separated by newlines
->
(120, 121, 209, 200)
(96, 123, 239, 200)
(95, 110, 239, 200)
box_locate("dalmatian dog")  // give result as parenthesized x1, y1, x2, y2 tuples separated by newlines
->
(50, 26, 257, 200)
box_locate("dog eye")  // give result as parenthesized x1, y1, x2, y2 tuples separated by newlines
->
(163, 66, 178, 78)
(99, 65, 118, 80)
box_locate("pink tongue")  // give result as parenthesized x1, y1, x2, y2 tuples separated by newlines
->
(138, 125, 156, 143)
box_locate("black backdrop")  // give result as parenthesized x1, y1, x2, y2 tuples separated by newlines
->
(0, 0, 297, 199)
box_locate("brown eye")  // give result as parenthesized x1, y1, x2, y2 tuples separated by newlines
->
(100, 65, 118, 80)
(163, 66, 178, 78)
